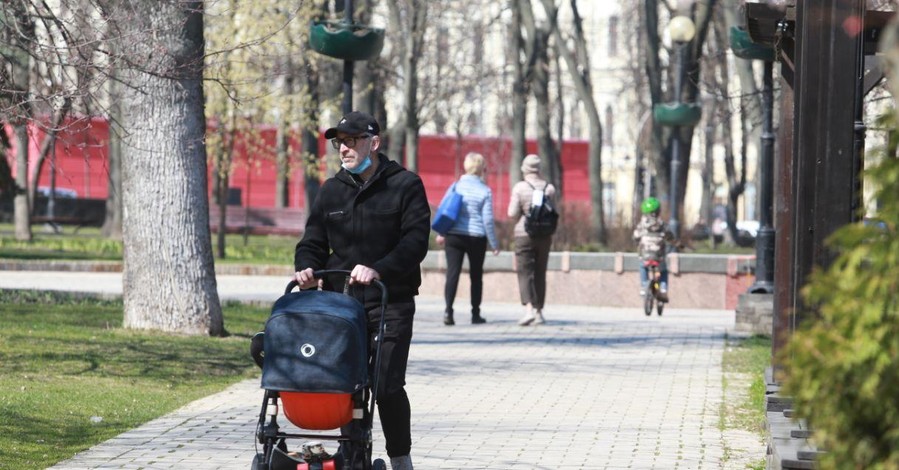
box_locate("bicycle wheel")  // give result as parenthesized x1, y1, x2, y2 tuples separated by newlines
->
(657, 301, 664, 316)
(643, 289, 653, 316)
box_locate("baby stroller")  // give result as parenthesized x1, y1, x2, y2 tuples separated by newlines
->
(250, 270, 388, 470)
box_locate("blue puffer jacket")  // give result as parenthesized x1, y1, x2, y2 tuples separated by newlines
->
(442, 174, 498, 250)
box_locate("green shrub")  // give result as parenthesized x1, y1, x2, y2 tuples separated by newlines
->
(780, 144, 899, 469)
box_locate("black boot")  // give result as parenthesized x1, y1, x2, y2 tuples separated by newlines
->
(471, 314, 486, 324)
(443, 311, 455, 326)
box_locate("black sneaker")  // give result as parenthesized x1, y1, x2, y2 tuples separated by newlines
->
(443, 312, 455, 326)
(471, 315, 487, 324)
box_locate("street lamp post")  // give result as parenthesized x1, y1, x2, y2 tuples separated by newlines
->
(750, 60, 775, 293)
(666, 16, 696, 243)
(730, 25, 777, 294)
(341, 0, 354, 114)
(308, 0, 384, 114)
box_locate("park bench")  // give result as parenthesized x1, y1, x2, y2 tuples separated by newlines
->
(28, 197, 106, 233)
(31, 215, 102, 233)
(208, 205, 306, 237)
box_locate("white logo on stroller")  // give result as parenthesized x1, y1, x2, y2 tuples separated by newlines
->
(300, 343, 316, 357)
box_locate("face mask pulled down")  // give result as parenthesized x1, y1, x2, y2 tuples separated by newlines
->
(343, 154, 372, 175)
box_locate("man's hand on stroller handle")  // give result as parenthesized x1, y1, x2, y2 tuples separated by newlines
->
(294, 265, 381, 289)
(349, 265, 380, 285)
(294, 268, 319, 289)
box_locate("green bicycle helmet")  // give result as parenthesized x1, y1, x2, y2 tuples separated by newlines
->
(641, 197, 660, 214)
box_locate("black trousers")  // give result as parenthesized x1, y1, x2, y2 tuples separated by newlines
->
(514, 235, 552, 310)
(443, 234, 488, 316)
(342, 300, 414, 461)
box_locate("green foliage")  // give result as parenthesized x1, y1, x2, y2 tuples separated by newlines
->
(0, 225, 298, 265)
(0, 291, 268, 469)
(218, 233, 297, 264)
(780, 147, 899, 469)
(723, 335, 771, 433)
(720, 335, 770, 470)
(0, 230, 122, 260)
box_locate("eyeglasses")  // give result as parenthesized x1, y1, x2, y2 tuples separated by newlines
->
(331, 135, 371, 150)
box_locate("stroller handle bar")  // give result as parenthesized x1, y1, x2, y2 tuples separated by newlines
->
(286, 269, 389, 307)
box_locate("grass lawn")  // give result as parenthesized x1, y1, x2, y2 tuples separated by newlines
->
(0, 290, 269, 470)
(721, 334, 771, 470)
(0, 225, 297, 264)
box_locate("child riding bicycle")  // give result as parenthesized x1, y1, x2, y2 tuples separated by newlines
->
(633, 197, 674, 301)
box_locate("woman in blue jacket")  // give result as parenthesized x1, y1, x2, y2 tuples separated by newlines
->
(435, 152, 499, 326)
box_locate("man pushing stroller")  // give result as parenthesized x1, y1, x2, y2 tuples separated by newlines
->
(294, 111, 430, 470)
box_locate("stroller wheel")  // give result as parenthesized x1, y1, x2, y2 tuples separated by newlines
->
(372, 459, 387, 470)
(250, 452, 265, 470)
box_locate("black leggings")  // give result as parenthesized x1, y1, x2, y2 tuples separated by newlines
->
(443, 234, 488, 315)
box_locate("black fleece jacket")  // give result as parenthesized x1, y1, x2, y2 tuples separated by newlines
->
(294, 153, 431, 306)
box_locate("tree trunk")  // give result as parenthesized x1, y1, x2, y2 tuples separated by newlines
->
(385, 0, 406, 164)
(300, 60, 321, 214)
(0, 127, 15, 198)
(510, 63, 527, 185)
(642, 0, 716, 217)
(274, 54, 295, 209)
(7, 2, 33, 241)
(701, 101, 715, 231)
(102, 68, 124, 239)
(400, 0, 427, 171)
(713, 3, 752, 247)
(532, 28, 561, 194)
(27, 99, 73, 212)
(402, 20, 421, 172)
(215, 121, 234, 260)
(672, 0, 717, 214)
(721, 0, 759, 241)
(721, 0, 762, 123)
(275, 113, 290, 209)
(643, 0, 668, 202)
(510, 0, 538, 185)
(115, 0, 223, 335)
(13, 124, 31, 241)
(548, 0, 606, 243)
(356, 0, 379, 117)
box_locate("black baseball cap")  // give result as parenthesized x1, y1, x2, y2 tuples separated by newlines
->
(324, 111, 380, 139)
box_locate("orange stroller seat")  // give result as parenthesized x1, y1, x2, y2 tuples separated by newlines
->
(280, 392, 354, 430)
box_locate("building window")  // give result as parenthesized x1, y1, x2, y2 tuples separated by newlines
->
(608, 16, 619, 58)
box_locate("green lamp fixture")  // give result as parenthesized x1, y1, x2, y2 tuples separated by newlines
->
(309, 20, 385, 61)
(729, 26, 775, 61)
(653, 102, 702, 127)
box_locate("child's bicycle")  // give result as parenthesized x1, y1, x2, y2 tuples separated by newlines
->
(643, 260, 666, 316)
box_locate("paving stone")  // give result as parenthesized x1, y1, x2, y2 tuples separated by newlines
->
(21, 270, 768, 470)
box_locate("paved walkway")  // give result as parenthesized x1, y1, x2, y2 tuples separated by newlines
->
(0, 272, 765, 469)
